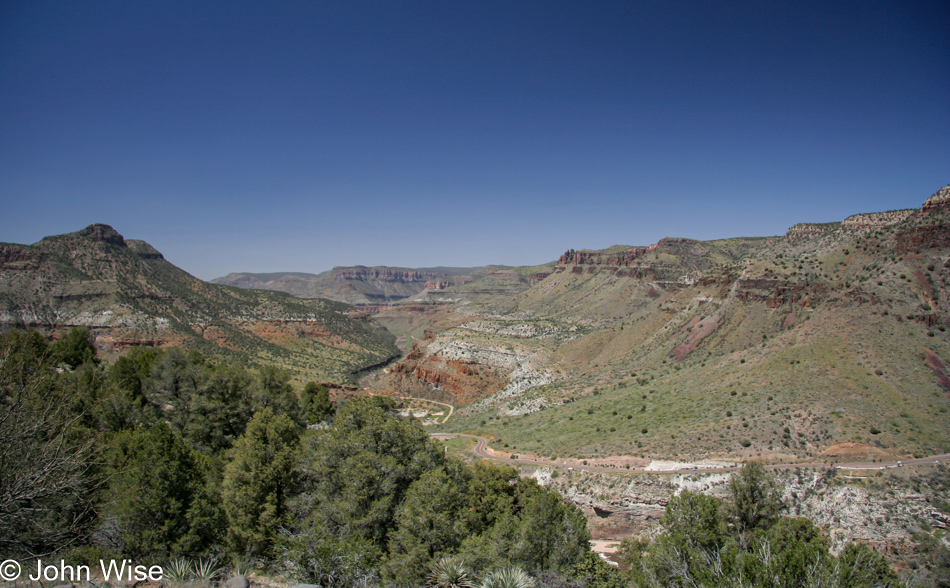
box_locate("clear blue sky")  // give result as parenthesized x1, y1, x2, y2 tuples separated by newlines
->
(1, 1, 947, 279)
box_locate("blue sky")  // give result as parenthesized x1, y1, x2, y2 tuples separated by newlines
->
(1, 1, 947, 279)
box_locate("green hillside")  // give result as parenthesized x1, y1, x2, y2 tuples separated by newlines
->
(378, 187, 950, 463)
(0, 224, 398, 383)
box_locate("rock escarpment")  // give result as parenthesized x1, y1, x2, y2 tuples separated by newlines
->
(841, 210, 915, 231)
(553, 238, 727, 283)
(785, 222, 841, 241)
(922, 184, 950, 213)
(332, 266, 444, 283)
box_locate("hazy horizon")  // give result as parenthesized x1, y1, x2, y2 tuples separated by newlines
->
(2, 1, 947, 280)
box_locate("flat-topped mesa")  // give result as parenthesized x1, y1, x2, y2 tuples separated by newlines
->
(785, 222, 840, 241)
(332, 266, 443, 283)
(922, 184, 950, 214)
(841, 210, 916, 231)
(556, 245, 655, 267)
(554, 241, 694, 281)
(424, 280, 450, 290)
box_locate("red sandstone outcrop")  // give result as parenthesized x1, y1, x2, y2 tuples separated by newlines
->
(734, 277, 826, 308)
(0, 245, 36, 266)
(388, 353, 505, 406)
(425, 281, 451, 289)
(895, 223, 950, 253)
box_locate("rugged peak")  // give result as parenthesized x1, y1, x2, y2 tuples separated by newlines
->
(922, 184, 950, 213)
(78, 223, 126, 246)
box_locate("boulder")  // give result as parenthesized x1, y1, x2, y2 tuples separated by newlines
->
(225, 575, 250, 588)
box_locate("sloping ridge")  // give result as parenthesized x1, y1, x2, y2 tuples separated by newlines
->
(0, 224, 399, 383)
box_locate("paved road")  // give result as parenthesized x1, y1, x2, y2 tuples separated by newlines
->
(431, 433, 950, 475)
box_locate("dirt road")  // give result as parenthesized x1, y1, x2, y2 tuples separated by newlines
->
(430, 433, 950, 475)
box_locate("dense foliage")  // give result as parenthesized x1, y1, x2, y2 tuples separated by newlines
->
(618, 463, 902, 587)
(0, 327, 926, 586)
(0, 328, 614, 586)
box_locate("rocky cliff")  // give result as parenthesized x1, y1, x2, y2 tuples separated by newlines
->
(332, 266, 444, 283)
(785, 222, 840, 241)
(557, 246, 656, 267)
(553, 238, 733, 283)
(841, 210, 916, 231)
(537, 463, 949, 564)
(922, 184, 950, 213)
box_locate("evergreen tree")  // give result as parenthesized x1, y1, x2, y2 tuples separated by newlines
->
(832, 542, 899, 587)
(292, 396, 445, 546)
(509, 479, 591, 574)
(727, 461, 785, 536)
(255, 365, 300, 418)
(104, 422, 221, 558)
(299, 381, 333, 423)
(52, 326, 99, 369)
(0, 330, 101, 558)
(222, 408, 300, 558)
(186, 363, 255, 453)
(386, 468, 469, 585)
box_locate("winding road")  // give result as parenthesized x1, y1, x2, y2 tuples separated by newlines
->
(402, 397, 454, 423)
(431, 433, 950, 475)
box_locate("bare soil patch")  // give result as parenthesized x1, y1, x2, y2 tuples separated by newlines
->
(819, 442, 894, 461)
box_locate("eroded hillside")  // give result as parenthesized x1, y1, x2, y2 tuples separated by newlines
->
(370, 186, 950, 464)
(0, 224, 399, 383)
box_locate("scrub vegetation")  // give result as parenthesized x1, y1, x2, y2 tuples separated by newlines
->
(0, 327, 618, 587)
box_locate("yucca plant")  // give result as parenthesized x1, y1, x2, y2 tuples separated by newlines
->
(165, 558, 193, 581)
(230, 557, 253, 577)
(478, 566, 535, 588)
(192, 557, 223, 581)
(427, 557, 473, 588)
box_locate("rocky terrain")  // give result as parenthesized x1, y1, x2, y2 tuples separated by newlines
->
(0, 224, 399, 383)
(366, 185, 950, 469)
(533, 459, 950, 565)
(6, 187, 950, 575)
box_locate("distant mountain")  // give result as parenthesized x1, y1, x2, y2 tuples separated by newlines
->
(213, 265, 492, 303)
(0, 224, 399, 383)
